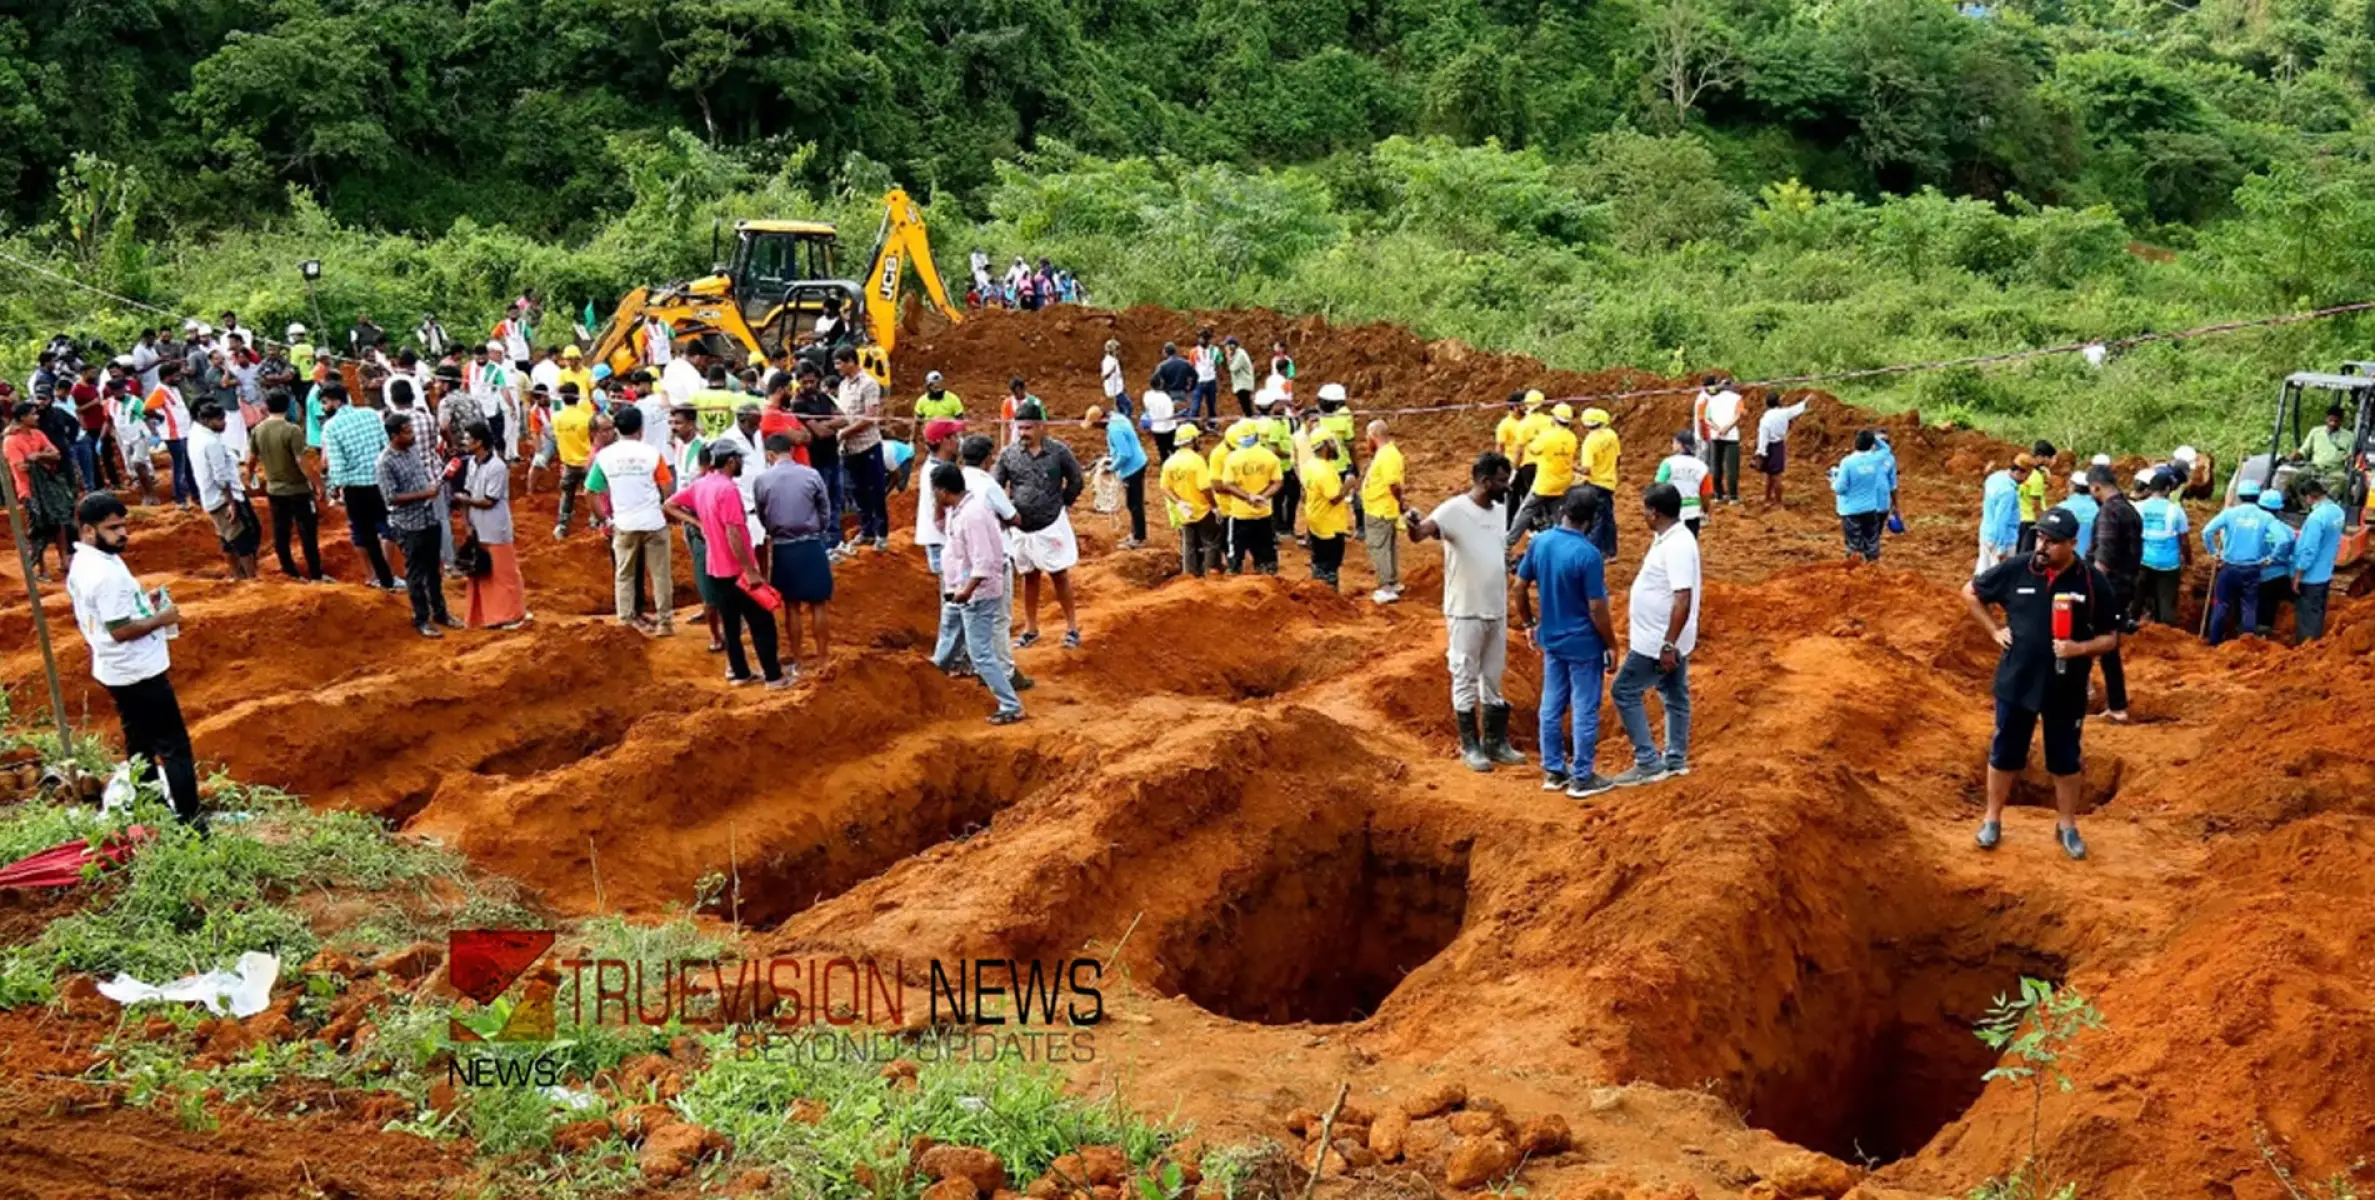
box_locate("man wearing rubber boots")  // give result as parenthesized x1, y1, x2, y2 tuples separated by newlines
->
(1962, 507, 2120, 861)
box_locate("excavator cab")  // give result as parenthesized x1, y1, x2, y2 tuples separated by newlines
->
(727, 222, 838, 332)
(2227, 371, 2375, 576)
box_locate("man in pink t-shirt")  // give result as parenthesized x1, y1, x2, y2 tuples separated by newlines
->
(663, 441, 786, 687)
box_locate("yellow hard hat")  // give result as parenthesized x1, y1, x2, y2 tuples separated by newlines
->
(1227, 419, 1258, 445)
(1583, 407, 1610, 427)
(1552, 403, 1575, 423)
(1084, 405, 1104, 424)
(1524, 389, 1546, 409)
(561, 345, 583, 359)
(1175, 422, 1200, 440)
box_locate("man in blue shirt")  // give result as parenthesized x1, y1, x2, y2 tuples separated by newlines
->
(2134, 469, 2190, 624)
(1830, 430, 1892, 562)
(2058, 473, 2099, 557)
(2291, 476, 2346, 641)
(2201, 481, 2279, 645)
(1515, 490, 1619, 800)
(1977, 456, 2033, 574)
(2253, 489, 2296, 637)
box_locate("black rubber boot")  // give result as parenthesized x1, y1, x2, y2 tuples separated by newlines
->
(1483, 703, 1528, 766)
(1456, 708, 1491, 772)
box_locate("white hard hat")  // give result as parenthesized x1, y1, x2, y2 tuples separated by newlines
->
(925, 370, 944, 385)
(286, 323, 307, 339)
(2172, 445, 2197, 464)
(2090, 453, 2112, 467)
(1317, 382, 1348, 403)
(2134, 467, 2156, 486)
(486, 340, 505, 353)
(2070, 471, 2088, 488)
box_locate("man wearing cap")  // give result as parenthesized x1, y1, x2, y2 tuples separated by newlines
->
(1505, 403, 1579, 550)
(1224, 336, 1258, 418)
(663, 438, 786, 687)
(1254, 388, 1300, 537)
(994, 401, 1087, 647)
(1216, 417, 1282, 576)
(1161, 422, 1222, 578)
(1293, 415, 1352, 589)
(1360, 420, 1406, 602)
(913, 372, 962, 466)
(2298, 404, 2352, 493)
(914, 418, 967, 574)
(2254, 490, 2297, 638)
(2133, 467, 2190, 625)
(1579, 408, 1622, 557)
(555, 346, 594, 409)
(1505, 392, 1552, 512)
(1830, 430, 1894, 562)
(2291, 476, 2346, 641)
(1977, 456, 2032, 574)
(2200, 481, 2281, 645)
(1963, 506, 2119, 860)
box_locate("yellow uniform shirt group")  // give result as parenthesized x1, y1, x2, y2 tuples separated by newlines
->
(1219, 444, 1281, 520)
(1161, 446, 1213, 525)
(1527, 425, 1579, 495)
(690, 387, 739, 439)
(1361, 442, 1405, 521)
(1582, 427, 1621, 490)
(1514, 411, 1554, 464)
(1495, 413, 1527, 462)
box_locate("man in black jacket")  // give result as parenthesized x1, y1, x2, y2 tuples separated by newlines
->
(2086, 464, 2141, 724)
(1148, 342, 1196, 406)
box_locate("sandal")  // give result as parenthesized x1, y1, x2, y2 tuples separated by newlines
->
(1014, 631, 1041, 650)
(987, 709, 1025, 725)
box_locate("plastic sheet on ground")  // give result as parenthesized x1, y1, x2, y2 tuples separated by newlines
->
(95, 951, 281, 1018)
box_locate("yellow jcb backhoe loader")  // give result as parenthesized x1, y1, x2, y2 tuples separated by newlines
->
(589, 187, 961, 387)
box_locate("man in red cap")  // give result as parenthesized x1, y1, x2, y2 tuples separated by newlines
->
(914, 417, 968, 575)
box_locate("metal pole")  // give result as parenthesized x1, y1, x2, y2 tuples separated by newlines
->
(304, 277, 326, 338)
(0, 456, 75, 753)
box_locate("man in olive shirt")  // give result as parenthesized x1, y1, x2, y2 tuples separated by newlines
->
(251, 390, 326, 581)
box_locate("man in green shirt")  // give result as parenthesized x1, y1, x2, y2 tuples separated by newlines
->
(250, 390, 326, 581)
(913, 370, 962, 465)
(2298, 403, 2352, 492)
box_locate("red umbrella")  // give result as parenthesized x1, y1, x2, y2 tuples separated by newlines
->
(0, 826, 153, 890)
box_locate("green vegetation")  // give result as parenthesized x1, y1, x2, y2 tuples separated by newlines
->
(1966, 977, 2105, 1200)
(10, 0, 2375, 455)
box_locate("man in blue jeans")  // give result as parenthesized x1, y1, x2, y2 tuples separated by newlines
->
(1610, 483, 1700, 785)
(928, 463, 1024, 724)
(2199, 479, 2279, 645)
(1514, 489, 1619, 799)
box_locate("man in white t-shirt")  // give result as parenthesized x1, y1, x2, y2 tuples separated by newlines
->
(1405, 451, 1525, 773)
(1611, 482, 1701, 785)
(588, 405, 674, 635)
(64, 493, 202, 825)
(1699, 376, 1744, 503)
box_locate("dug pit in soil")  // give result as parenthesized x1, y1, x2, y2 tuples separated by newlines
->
(1746, 936, 2068, 1165)
(1161, 827, 1470, 1025)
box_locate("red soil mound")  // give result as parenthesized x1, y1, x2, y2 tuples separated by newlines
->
(0, 306, 2368, 1198)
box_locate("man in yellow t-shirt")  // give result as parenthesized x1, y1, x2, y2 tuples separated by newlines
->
(1217, 424, 1282, 575)
(1360, 420, 1406, 603)
(1161, 423, 1221, 577)
(1494, 392, 1529, 464)
(2017, 440, 2054, 551)
(1507, 403, 1580, 549)
(1578, 407, 1622, 556)
(552, 384, 597, 538)
(689, 366, 740, 440)
(555, 346, 594, 407)
(1297, 424, 1353, 590)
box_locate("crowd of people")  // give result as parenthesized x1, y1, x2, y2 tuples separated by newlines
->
(965, 251, 1083, 312)
(21, 302, 2355, 860)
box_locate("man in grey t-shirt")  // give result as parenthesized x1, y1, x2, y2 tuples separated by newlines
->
(832, 346, 890, 555)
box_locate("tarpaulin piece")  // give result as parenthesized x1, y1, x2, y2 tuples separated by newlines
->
(97, 951, 280, 1018)
(0, 825, 152, 890)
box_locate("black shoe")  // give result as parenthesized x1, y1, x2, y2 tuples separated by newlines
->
(1541, 770, 1569, 792)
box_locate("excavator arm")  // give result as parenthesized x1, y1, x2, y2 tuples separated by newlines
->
(860, 187, 963, 360)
